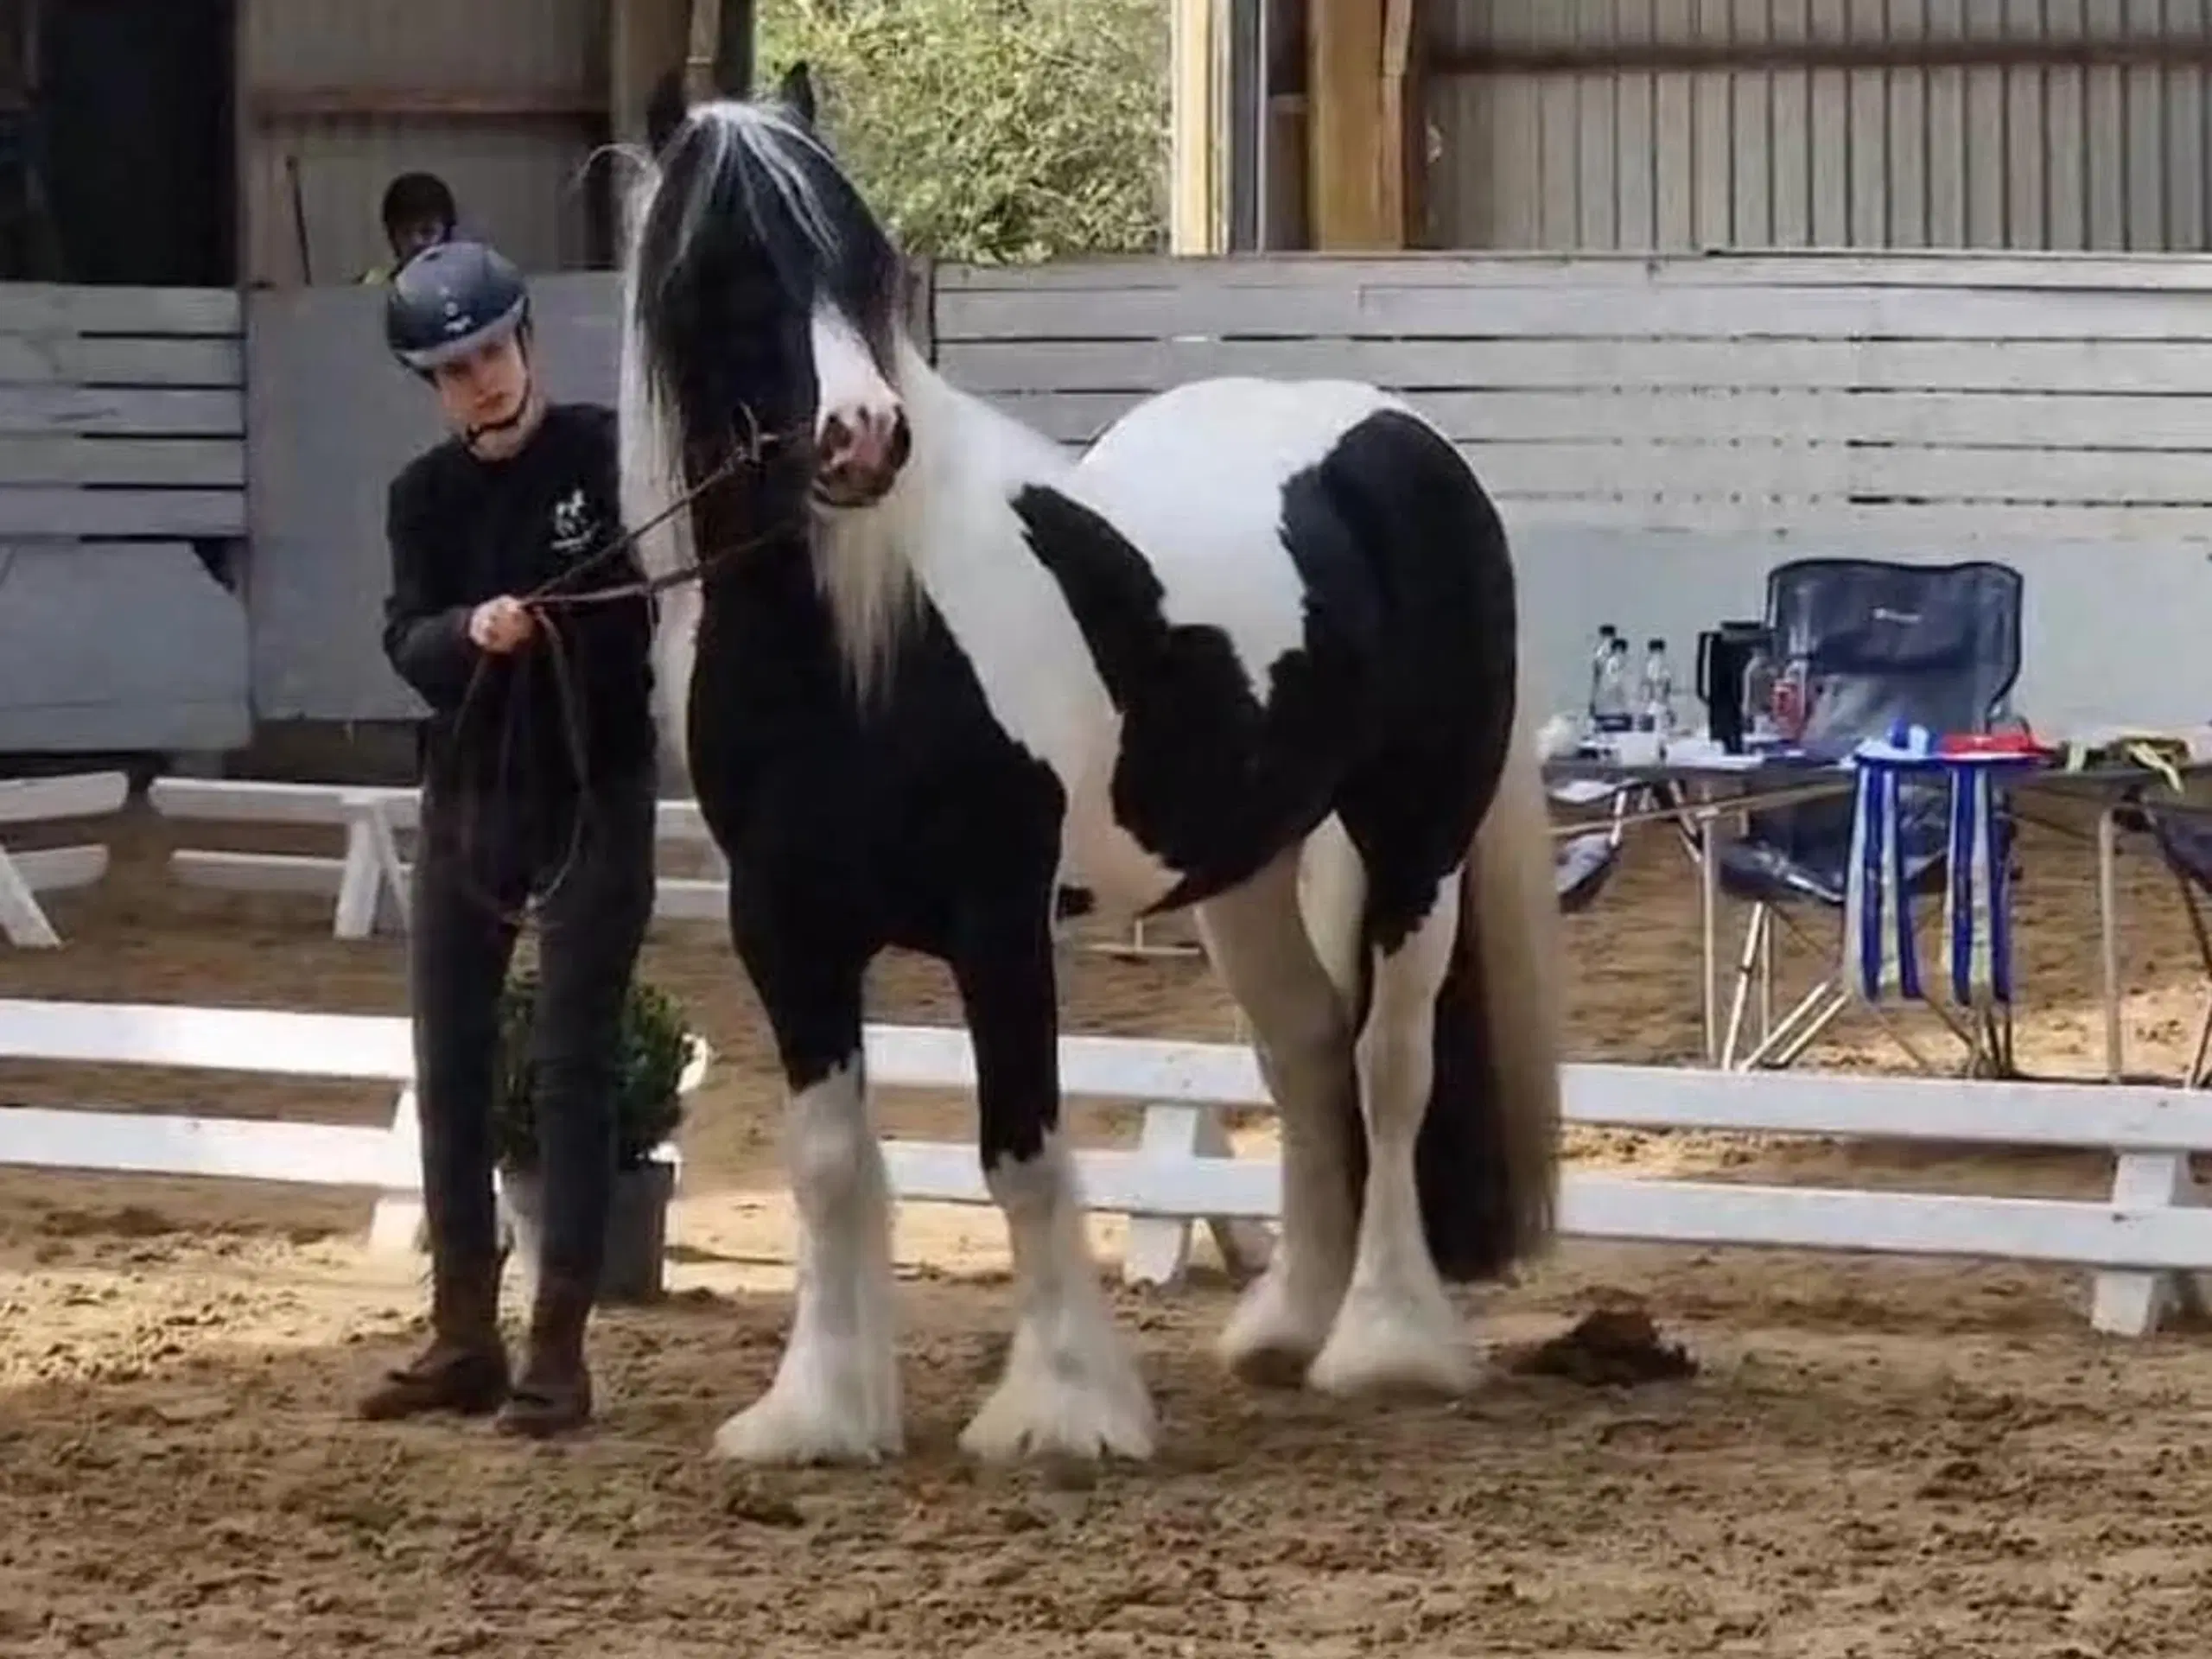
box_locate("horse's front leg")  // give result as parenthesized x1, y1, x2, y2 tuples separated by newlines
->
(710, 887, 902, 1465)
(948, 890, 1155, 1464)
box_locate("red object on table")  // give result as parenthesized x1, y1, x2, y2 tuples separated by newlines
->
(1936, 729, 2052, 759)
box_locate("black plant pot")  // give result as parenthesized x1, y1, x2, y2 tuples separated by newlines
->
(497, 1154, 677, 1305)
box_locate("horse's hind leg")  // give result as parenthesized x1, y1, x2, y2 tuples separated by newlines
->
(1194, 849, 1360, 1385)
(1308, 861, 1477, 1397)
(950, 892, 1155, 1464)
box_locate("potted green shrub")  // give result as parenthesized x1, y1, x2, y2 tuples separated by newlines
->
(492, 963, 692, 1304)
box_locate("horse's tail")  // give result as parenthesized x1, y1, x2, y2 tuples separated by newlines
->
(1417, 700, 1565, 1281)
(1296, 701, 1564, 1285)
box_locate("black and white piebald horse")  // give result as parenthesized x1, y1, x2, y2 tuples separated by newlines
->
(619, 65, 1564, 1468)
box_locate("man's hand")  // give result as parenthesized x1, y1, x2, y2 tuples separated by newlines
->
(468, 595, 536, 654)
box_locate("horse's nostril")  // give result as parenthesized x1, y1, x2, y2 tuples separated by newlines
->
(819, 412, 854, 461)
(886, 411, 912, 470)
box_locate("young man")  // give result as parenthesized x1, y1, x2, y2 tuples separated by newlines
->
(361, 238, 658, 1439)
(358, 171, 458, 283)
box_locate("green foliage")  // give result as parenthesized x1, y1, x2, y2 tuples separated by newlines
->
(493, 969, 692, 1173)
(756, 0, 1170, 264)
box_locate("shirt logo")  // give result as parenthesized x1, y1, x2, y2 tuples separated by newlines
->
(550, 487, 596, 558)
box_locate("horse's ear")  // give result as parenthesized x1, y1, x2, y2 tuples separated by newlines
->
(775, 60, 818, 126)
(645, 67, 685, 155)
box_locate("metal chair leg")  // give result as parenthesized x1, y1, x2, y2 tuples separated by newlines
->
(1737, 977, 1848, 1070)
(1758, 913, 1776, 1047)
(1720, 904, 1769, 1070)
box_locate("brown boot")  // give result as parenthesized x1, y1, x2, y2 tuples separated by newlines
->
(495, 1275, 594, 1440)
(358, 1262, 510, 1422)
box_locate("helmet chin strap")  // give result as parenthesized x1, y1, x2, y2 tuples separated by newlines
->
(462, 365, 542, 460)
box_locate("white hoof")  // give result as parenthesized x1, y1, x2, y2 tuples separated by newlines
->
(958, 1329, 1157, 1465)
(1306, 1283, 1477, 1399)
(1217, 1264, 1338, 1389)
(709, 1344, 903, 1466)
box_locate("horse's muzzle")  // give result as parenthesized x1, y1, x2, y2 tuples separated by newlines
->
(814, 406, 912, 510)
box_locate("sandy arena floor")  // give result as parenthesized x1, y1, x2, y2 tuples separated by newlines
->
(5, 796, 2212, 1657)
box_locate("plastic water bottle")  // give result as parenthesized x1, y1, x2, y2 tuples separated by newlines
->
(1592, 634, 1633, 732)
(1586, 624, 1618, 725)
(1638, 638, 1675, 736)
(1774, 652, 1811, 742)
(1743, 639, 1780, 745)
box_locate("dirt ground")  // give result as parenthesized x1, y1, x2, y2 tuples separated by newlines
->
(6, 796, 2212, 1657)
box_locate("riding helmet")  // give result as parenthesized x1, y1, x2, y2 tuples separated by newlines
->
(383, 238, 531, 372)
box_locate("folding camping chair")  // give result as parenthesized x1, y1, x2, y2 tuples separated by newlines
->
(1717, 557, 2024, 1072)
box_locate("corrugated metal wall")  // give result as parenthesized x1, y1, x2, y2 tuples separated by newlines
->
(1428, 0, 2212, 251)
(239, 0, 607, 285)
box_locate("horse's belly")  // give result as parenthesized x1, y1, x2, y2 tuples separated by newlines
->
(1059, 770, 1182, 918)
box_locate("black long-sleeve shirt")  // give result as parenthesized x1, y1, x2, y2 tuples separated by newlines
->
(381, 402, 656, 809)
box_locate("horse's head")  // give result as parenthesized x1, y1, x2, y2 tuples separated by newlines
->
(626, 61, 912, 523)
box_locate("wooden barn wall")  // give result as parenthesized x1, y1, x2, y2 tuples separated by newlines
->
(0, 285, 249, 753)
(206, 247, 2212, 741)
(237, 0, 609, 285)
(936, 250, 2212, 736)
(1427, 0, 2212, 251)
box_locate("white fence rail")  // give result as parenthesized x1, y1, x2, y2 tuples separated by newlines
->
(868, 1024, 2212, 1338)
(0, 996, 709, 1253)
(0, 772, 124, 946)
(147, 778, 728, 938)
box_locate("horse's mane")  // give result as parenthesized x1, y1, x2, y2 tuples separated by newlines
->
(626, 100, 905, 454)
(619, 96, 928, 702)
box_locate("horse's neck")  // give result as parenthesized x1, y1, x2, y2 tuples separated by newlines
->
(822, 344, 1114, 772)
(811, 340, 1077, 701)
(896, 341, 1075, 513)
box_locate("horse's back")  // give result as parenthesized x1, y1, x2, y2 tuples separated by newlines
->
(1093, 371, 1520, 823)
(1072, 373, 1509, 703)
(1033, 373, 1514, 913)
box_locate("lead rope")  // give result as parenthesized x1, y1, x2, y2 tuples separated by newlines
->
(426, 406, 809, 927)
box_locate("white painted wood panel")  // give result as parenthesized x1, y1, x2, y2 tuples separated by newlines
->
(939, 251, 2212, 545)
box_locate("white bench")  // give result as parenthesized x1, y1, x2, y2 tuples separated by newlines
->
(868, 1024, 2212, 1336)
(0, 996, 709, 1253)
(0, 772, 124, 947)
(146, 778, 728, 938)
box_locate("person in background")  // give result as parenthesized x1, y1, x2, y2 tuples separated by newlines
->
(359, 238, 658, 1439)
(358, 170, 458, 283)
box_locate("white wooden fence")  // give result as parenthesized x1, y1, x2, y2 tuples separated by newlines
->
(868, 1024, 2212, 1339)
(0, 996, 708, 1253)
(144, 774, 1193, 958)
(147, 778, 728, 938)
(0, 772, 124, 946)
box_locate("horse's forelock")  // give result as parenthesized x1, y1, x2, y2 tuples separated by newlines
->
(630, 100, 900, 454)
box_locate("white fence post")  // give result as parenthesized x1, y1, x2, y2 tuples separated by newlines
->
(0, 772, 126, 947)
(1122, 1103, 1272, 1286)
(2091, 1152, 2210, 1336)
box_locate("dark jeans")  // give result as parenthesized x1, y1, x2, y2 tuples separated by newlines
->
(409, 778, 657, 1292)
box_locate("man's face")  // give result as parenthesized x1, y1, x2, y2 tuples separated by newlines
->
(430, 331, 529, 438)
(391, 217, 448, 262)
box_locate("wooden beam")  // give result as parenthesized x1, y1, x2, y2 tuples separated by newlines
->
(610, 0, 693, 147)
(247, 88, 604, 121)
(1306, 0, 1393, 249)
(713, 0, 757, 99)
(1377, 0, 1414, 247)
(684, 0, 722, 104)
(1169, 0, 1220, 253)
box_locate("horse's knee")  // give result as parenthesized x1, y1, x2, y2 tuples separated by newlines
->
(787, 1057, 880, 1212)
